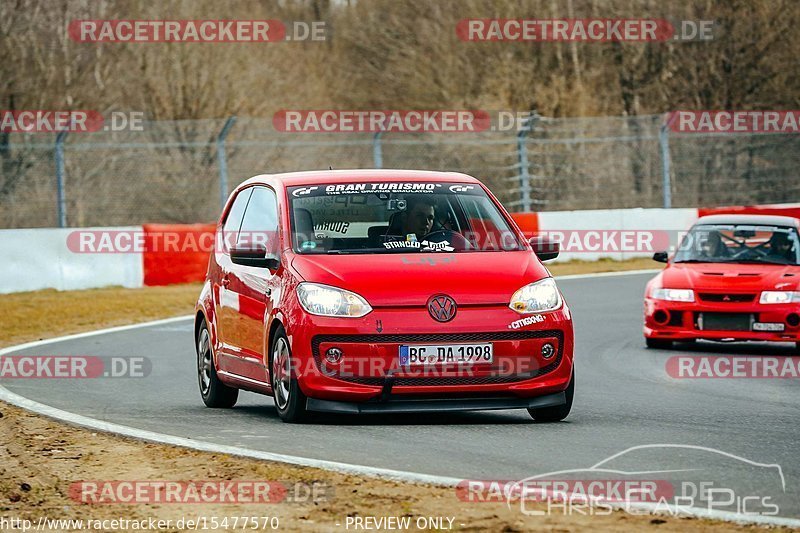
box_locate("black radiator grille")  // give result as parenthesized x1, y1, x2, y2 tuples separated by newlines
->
(311, 330, 564, 386)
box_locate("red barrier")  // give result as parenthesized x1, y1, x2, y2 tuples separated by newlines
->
(698, 204, 800, 221)
(511, 212, 539, 238)
(138, 206, 793, 287)
(142, 223, 215, 286)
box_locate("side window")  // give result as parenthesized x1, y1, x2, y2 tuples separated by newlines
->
(221, 189, 252, 252)
(458, 196, 515, 251)
(238, 187, 279, 252)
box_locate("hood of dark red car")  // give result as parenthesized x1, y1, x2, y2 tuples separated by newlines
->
(656, 262, 800, 292)
(289, 251, 550, 306)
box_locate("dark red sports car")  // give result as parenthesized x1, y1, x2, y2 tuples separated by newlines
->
(645, 214, 800, 351)
(194, 170, 575, 422)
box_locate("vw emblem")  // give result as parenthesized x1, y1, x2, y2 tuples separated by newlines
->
(427, 294, 457, 322)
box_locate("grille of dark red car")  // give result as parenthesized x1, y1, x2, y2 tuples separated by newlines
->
(698, 293, 755, 303)
(696, 312, 753, 331)
(311, 330, 564, 386)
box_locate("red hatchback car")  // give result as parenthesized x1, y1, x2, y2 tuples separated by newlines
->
(645, 214, 800, 351)
(194, 170, 575, 422)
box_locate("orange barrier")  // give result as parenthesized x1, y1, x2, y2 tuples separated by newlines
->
(142, 223, 215, 286)
(511, 212, 539, 238)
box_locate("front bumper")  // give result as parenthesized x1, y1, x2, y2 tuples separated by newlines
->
(287, 305, 574, 403)
(644, 297, 800, 342)
(306, 391, 566, 414)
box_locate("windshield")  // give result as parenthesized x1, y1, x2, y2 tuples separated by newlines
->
(673, 224, 800, 265)
(287, 182, 525, 254)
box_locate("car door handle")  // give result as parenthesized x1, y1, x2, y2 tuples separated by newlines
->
(222, 276, 230, 288)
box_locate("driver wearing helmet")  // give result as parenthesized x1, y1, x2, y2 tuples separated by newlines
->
(766, 232, 795, 262)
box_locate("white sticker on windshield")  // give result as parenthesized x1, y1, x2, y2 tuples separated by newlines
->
(324, 183, 438, 195)
(421, 240, 454, 252)
(382, 240, 454, 252)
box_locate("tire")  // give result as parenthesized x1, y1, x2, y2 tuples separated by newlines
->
(197, 321, 238, 408)
(270, 326, 310, 423)
(528, 370, 574, 422)
(646, 337, 674, 349)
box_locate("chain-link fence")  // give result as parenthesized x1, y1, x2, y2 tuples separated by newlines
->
(1, 114, 798, 228)
(523, 115, 800, 212)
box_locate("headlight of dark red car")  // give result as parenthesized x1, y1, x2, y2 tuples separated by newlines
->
(759, 291, 800, 304)
(651, 288, 695, 302)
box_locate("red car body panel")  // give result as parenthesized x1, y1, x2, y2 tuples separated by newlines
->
(195, 170, 574, 411)
(644, 215, 800, 345)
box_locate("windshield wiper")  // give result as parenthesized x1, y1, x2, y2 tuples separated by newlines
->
(324, 247, 426, 254)
(728, 258, 795, 266)
(673, 259, 720, 263)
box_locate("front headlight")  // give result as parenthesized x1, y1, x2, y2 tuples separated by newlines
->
(509, 278, 562, 314)
(651, 288, 695, 302)
(296, 282, 372, 317)
(760, 291, 800, 304)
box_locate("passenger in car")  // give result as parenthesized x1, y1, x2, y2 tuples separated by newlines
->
(698, 231, 729, 259)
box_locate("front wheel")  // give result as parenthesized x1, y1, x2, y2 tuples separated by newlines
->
(271, 326, 310, 423)
(197, 321, 238, 408)
(528, 370, 574, 422)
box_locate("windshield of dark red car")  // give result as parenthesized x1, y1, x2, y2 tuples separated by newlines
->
(673, 224, 800, 265)
(287, 182, 525, 254)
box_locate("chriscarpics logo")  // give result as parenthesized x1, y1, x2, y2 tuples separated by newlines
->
(489, 444, 786, 519)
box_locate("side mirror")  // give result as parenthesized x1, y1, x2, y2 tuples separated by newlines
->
(529, 237, 559, 261)
(652, 251, 669, 263)
(230, 244, 280, 270)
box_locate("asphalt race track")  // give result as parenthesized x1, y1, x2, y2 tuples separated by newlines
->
(3, 272, 799, 521)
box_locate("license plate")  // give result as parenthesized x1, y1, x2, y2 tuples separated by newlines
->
(753, 322, 785, 332)
(399, 343, 493, 366)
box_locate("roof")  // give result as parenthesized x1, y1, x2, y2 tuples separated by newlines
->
(239, 169, 481, 189)
(695, 214, 800, 228)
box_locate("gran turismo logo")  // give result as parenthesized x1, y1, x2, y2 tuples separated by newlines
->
(449, 185, 474, 193)
(292, 186, 319, 197)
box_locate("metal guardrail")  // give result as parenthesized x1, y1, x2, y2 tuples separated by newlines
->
(1, 114, 797, 228)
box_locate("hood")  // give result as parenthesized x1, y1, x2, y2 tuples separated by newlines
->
(660, 262, 800, 292)
(290, 251, 549, 306)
